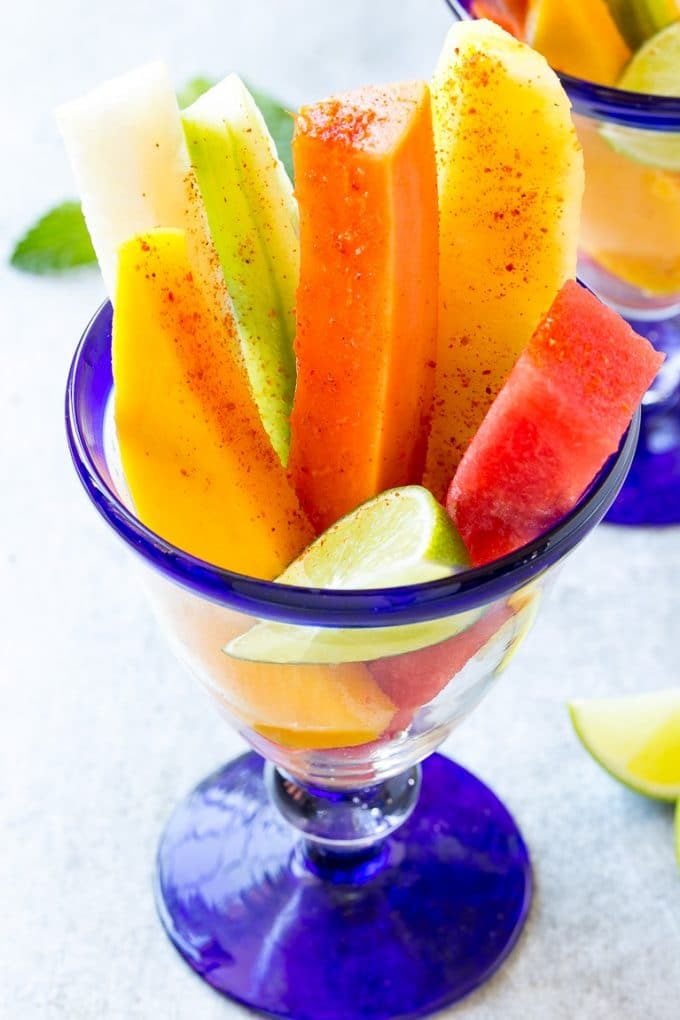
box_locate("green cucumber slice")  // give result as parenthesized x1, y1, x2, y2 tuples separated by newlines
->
(182, 75, 298, 464)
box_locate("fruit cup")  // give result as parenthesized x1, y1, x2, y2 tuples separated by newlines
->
(66, 301, 639, 1020)
(445, 0, 680, 524)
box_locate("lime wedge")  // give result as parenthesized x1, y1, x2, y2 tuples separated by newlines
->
(568, 689, 680, 801)
(280, 486, 467, 589)
(675, 799, 680, 866)
(618, 20, 680, 97)
(602, 22, 680, 171)
(225, 486, 480, 664)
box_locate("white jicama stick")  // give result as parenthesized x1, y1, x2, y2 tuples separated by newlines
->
(56, 61, 225, 305)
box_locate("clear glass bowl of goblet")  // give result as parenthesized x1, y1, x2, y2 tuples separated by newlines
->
(66, 301, 638, 1020)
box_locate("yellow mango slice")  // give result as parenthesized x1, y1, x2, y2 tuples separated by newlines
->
(113, 229, 313, 579)
(424, 20, 584, 498)
(146, 582, 396, 750)
(526, 0, 631, 85)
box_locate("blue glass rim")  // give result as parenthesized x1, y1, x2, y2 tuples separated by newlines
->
(443, 0, 680, 129)
(65, 300, 639, 628)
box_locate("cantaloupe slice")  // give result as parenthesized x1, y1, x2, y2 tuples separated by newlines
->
(423, 20, 584, 499)
(113, 229, 313, 578)
(181, 75, 299, 465)
(289, 82, 438, 533)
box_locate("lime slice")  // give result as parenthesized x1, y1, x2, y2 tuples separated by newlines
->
(675, 800, 680, 866)
(226, 486, 480, 664)
(569, 689, 680, 801)
(618, 20, 680, 97)
(602, 21, 680, 171)
(280, 486, 467, 589)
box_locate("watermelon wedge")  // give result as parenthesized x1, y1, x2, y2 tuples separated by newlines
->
(369, 603, 514, 720)
(447, 281, 664, 566)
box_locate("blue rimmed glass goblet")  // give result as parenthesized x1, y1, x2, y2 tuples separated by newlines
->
(66, 301, 638, 1019)
(444, 0, 680, 525)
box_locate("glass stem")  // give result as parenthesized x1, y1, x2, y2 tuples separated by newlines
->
(265, 763, 422, 879)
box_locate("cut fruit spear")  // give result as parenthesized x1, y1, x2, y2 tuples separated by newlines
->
(471, 1, 529, 38)
(525, 0, 630, 85)
(424, 20, 584, 499)
(370, 585, 539, 732)
(182, 75, 299, 464)
(113, 229, 313, 579)
(369, 602, 515, 715)
(447, 281, 664, 566)
(289, 81, 438, 533)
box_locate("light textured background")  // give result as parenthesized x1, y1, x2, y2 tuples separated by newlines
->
(1, 2, 679, 1018)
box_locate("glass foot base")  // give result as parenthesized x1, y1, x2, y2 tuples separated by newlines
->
(155, 752, 532, 1020)
(606, 314, 680, 526)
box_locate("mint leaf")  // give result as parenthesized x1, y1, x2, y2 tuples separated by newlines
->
(10, 201, 96, 274)
(248, 84, 295, 181)
(177, 75, 217, 109)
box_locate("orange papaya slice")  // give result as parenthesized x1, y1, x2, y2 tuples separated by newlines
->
(289, 82, 438, 532)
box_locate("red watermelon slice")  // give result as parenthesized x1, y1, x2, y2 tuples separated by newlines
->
(447, 280, 664, 566)
(370, 602, 514, 730)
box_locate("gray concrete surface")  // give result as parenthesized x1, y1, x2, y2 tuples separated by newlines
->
(1, 2, 678, 1017)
